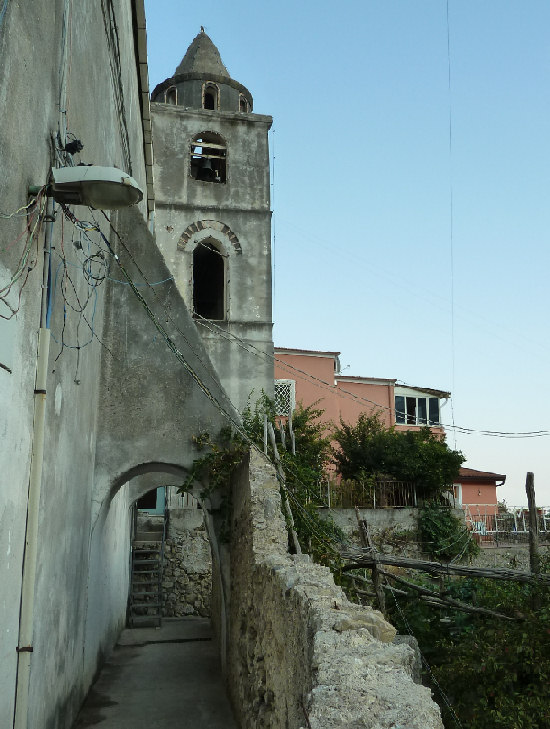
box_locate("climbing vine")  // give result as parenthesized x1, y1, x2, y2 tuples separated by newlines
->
(419, 502, 479, 562)
(179, 396, 348, 573)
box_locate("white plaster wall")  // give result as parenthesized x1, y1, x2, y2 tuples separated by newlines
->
(82, 485, 132, 690)
(0, 264, 39, 728)
(0, 1, 148, 726)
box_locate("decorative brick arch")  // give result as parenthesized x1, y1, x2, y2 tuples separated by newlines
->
(178, 220, 241, 253)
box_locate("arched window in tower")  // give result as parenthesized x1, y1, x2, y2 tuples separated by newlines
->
(202, 82, 219, 110)
(190, 132, 226, 183)
(239, 94, 249, 113)
(164, 86, 177, 104)
(193, 241, 225, 320)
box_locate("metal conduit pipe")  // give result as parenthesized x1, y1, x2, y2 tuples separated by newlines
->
(13, 196, 54, 729)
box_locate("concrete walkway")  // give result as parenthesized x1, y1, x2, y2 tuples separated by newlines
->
(72, 618, 238, 728)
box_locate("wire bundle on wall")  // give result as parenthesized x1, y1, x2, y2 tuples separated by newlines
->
(0, 190, 47, 320)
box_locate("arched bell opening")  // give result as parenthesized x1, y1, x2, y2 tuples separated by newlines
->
(190, 131, 227, 184)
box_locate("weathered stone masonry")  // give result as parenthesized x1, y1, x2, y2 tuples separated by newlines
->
(228, 450, 444, 729)
(162, 509, 212, 618)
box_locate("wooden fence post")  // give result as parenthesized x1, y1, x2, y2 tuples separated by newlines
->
(355, 506, 385, 614)
(267, 422, 302, 555)
(526, 472, 540, 575)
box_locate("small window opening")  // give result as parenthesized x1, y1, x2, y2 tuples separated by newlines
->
(190, 132, 226, 183)
(274, 380, 296, 416)
(137, 489, 157, 509)
(417, 397, 427, 425)
(395, 395, 405, 424)
(395, 394, 441, 426)
(203, 83, 219, 110)
(239, 94, 249, 113)
(428, 397, 440, 425)
(406, 397, 417, 425)
(165, 86, 177, 104)
(193, 242, 225, 320)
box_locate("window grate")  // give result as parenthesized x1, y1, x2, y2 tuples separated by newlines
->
(274, 380, 295, 416)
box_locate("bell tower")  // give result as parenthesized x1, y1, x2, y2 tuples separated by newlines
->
(151, 30, 273, 412)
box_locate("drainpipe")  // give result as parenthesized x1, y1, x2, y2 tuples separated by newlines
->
(13, 197, 54, 729)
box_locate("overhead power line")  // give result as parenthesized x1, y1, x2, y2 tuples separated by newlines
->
(194, 316, 550, 440)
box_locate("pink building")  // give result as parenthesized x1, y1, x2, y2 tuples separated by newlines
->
(453, 468, 506, 543)
(454, 468, 506, 509)
(273, 347, 447, 436)
(274, 347, 506, 515)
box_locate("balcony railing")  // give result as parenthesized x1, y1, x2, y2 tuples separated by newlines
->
(327, 479, 418, 509)
(463, 504, 550, 546)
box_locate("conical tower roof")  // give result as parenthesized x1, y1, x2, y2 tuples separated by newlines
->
(151, 29, 253, 111)
(175, 29, 230, 78)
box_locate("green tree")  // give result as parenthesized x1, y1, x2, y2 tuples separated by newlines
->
(333, 412, 464, 500)
(184, 396, 346, 569)
(243, 396, 345, 567)
(387, 562, 550, 729)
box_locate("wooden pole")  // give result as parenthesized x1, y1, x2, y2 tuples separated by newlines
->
(267, 422, 302, 554)
(383, 570, 521, 621)
(526, 472, 540, 575)
(341, 550, 550, 585)
(526, 472, 541, 610)
(355, 506, 385, 614)
(278, 419, 287, 451)
(288, 412, 296, 456)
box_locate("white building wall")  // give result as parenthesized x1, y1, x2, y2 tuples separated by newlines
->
(0, 1, 149, 726)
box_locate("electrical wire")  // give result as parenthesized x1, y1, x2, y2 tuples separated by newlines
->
(60, 208, 360, 548)
(270, 127, 276, 304)
(0, 0, 8, 32)
(82, 210, 548, 441)
(194, 315, 550, 439)
(94, 209, 233, 392)
(446, 0, 458, 449)
(0, 195, 46, 320)
(62, 206, 255, 447)
(390, 590, 464, 729)
(56, 209, 545, 559)
(106, 274, 174, 287)
(0, 189, 45, 219)
(100, 0, 132, 173)
(48, 210, 119, 362)
(276, 211, 550, 364)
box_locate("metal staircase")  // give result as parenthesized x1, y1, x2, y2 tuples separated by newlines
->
(128, 512, 166, 627)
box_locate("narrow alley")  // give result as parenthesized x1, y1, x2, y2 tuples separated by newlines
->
(72, 618, 237, 728)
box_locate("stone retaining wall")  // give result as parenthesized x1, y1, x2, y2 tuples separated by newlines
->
(473, 544, 550, 570)
(228, 451, 443, 729)
(327, 507, 423, 558)
(162, 508, 212, 618)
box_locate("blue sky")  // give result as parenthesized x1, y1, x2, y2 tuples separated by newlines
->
(144, 1, 550, 505)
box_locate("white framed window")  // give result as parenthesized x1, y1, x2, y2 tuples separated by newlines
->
(395, 394, 440, 426)
(274, 379, 296, 416)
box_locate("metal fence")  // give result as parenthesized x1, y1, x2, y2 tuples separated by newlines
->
(165, 486, 199, 509)
(463, 504, 550, 546)
(327, 479, 418, 509)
